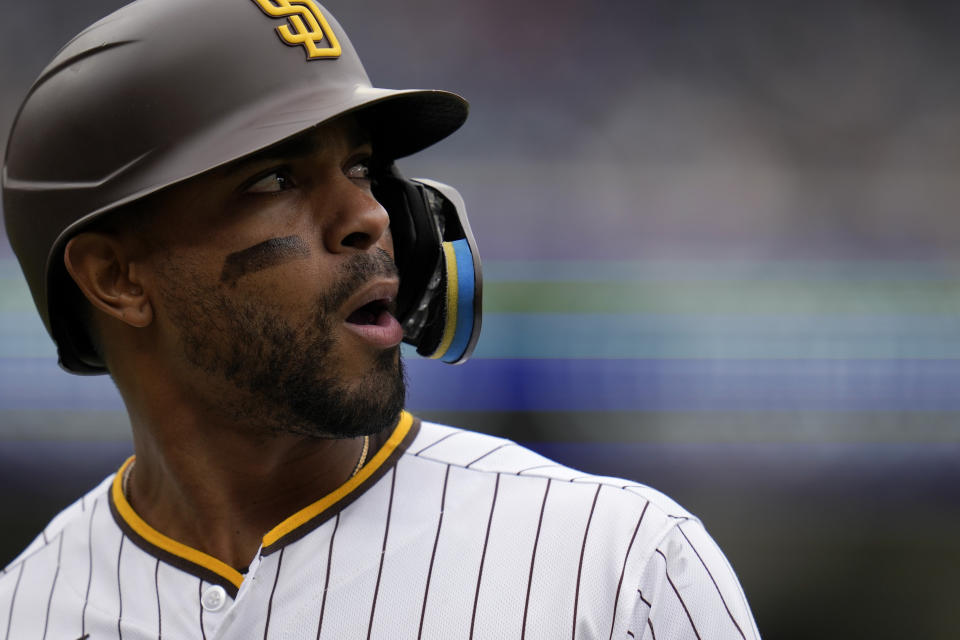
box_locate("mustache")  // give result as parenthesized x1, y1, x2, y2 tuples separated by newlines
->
(318, 247, 399, 314)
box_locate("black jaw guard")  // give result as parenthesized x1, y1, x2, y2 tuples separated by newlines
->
(373, 166, 482, 364)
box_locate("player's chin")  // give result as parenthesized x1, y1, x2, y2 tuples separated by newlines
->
(325, 360, 407, 438)
(362, 346, 405, 401)
(282, 358, 406, 440)
(343, 345, 405, 407)
(367, 350, 407, 420)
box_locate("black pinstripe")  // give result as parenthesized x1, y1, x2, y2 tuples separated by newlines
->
(198, 580, 207, 640)
(637, 590, 652, 609)
(3, 561, 24, 640)
(315, 513, 340, 640)
(366, 467, 397, 640)
(520, 478, 552, 640)
(465, 443, 513, 469)
(3, 529, 60, 578)
(572, 485, 603, 639)
(117, 535, 125, 640)
(81, 498, 99, 637)
(41, 532, 64, 640)
(677, 524, 746, 640)
(607, 501, 650, 640)
(655, 549, 701, 640)
(417, 464, 451, 640)
(263, 547, 285, 639)
(516, 464, 561, 475)
(413, 431, 461, 456)
(637, 587, 657, 639)
(469, 473, 500, 640)
(154, 560, 162, 640)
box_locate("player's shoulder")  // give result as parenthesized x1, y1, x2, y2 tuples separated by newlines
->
(406, 419, 695, 527)
(1, 473, 114, 577)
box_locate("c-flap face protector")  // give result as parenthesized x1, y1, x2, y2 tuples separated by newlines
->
(374, 166, 482, 364)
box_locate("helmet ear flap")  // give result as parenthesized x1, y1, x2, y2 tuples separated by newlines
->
(426, 237, 479, 363)
(52, 265, 106, 374)
(374, 165, 482, 364)
(374, 166, 443, 324)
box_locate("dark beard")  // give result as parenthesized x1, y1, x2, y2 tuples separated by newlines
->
(157, 249, 406, 439)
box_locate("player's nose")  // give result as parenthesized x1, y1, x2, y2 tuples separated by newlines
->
(320, 180, 390, 254)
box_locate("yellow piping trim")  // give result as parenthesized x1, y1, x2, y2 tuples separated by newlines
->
(111, 457, 245, 589)
(111, 412, 413, 583)
(429, 242, 459, 359)
(262, 411, 415, 547)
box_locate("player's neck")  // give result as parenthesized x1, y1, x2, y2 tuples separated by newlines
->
(123, 407, 375, 571)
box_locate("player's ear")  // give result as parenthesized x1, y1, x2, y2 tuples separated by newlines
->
(63, 232, 153, 328)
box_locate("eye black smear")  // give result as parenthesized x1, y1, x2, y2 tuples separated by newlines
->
(220, 236, 311, 285)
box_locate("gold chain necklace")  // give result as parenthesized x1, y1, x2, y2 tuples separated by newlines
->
(350, 435, 370, 477)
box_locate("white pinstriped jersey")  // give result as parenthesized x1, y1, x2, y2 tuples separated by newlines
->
(0, 412, 760, 639)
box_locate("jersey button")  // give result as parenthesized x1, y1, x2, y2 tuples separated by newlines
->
(201, 585, 227, 612)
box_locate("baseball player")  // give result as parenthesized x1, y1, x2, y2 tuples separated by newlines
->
(0, 1, 760, 638)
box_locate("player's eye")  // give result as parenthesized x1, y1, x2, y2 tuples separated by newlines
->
(345, 158, 372, 182)
(244, 169, 295, 194)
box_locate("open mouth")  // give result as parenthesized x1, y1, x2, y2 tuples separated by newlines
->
(346, 298, 392, 326)
(342, 290, 404, 348)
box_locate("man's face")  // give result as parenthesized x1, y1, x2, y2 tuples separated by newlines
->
(138, 116, 405, 439)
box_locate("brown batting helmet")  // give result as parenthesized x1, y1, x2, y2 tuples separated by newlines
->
(3, 0, 472, 373)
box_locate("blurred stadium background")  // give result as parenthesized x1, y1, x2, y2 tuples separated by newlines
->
(2, 0, 960, 637)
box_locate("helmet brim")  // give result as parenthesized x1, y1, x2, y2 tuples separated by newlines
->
(155, 85, 470, 193)
(286, 86, 470, 161)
